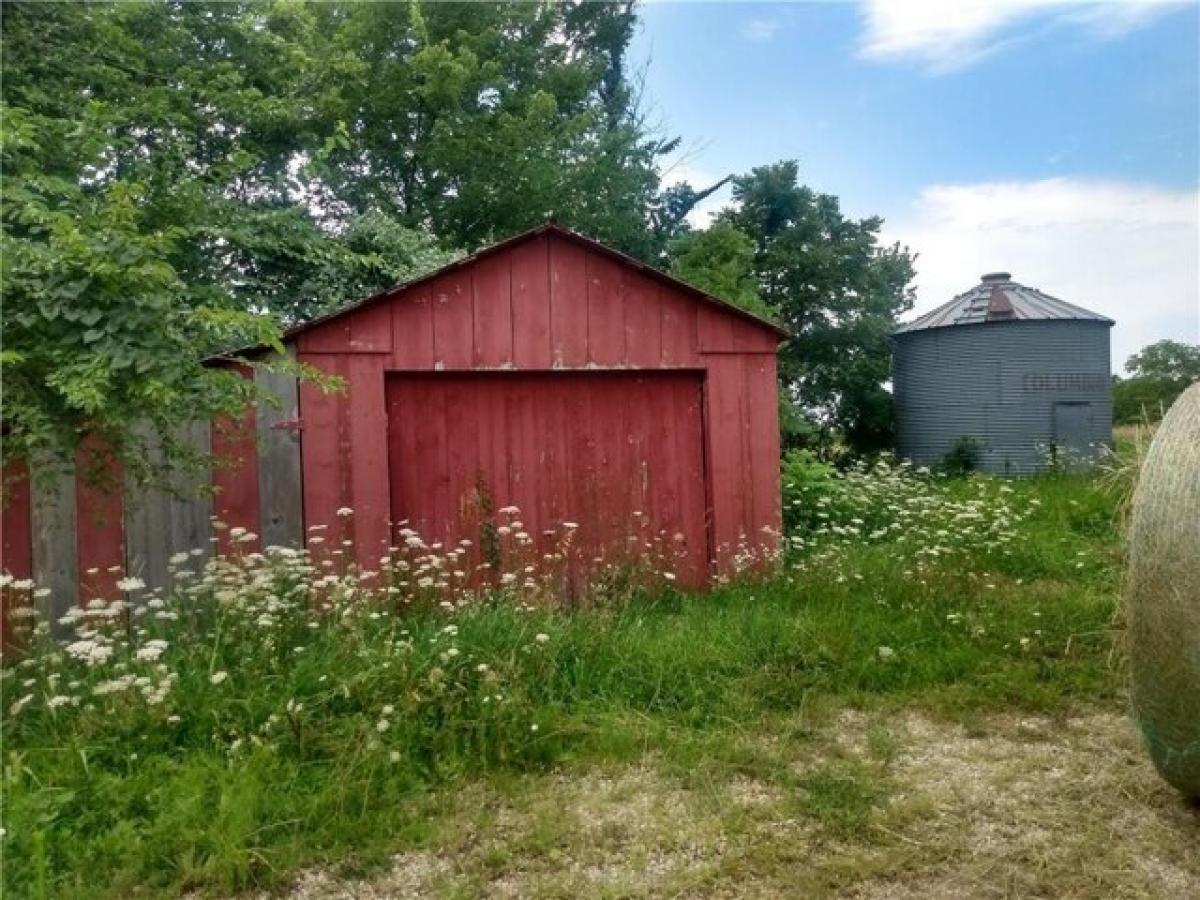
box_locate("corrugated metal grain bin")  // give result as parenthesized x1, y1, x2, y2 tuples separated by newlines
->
(892, 273, 1114, 474)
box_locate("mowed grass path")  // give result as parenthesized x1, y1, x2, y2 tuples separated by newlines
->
(6, 471, 1196, 897)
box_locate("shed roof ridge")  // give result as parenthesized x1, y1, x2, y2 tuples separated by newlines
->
(277, 222, 789, 345)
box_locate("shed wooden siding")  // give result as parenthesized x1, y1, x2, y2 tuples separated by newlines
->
(386, 371, 711, 584)
(212, 406, 262, 556)
(1, 458, 33, 646)
(74, 440, 126, 602)
(294, 230, 782, 576)
(0, 226, 783, 619)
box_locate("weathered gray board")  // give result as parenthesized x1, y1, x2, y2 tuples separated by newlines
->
(30, 458, 77, 625)
(254, 364, 304, 549)
(27, 369, 304, 607)
(123, 421, 214, 593)
(169, 420, 217, 563)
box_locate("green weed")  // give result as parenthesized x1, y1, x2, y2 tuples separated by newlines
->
(1, 468, 1127, 897)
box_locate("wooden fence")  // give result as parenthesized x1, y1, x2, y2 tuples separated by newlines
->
(1, 367, 302, 636)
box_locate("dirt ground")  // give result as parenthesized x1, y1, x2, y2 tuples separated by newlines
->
(264, 710, 1199, 899)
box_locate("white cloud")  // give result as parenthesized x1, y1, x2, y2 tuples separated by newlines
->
(859, 0, 1185, 72)
(881, 178, 1200, 370)
(742, 17, 781, 42)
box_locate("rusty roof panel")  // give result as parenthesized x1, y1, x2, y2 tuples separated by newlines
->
(895, 274, 1113, 335)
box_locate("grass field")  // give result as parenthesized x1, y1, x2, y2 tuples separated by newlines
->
(3, 459, 1197, 898)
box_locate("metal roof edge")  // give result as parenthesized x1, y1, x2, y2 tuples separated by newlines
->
(892, 314, 1114, 338)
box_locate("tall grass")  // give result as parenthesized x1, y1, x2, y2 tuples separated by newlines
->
(1, 463, 1125, 898)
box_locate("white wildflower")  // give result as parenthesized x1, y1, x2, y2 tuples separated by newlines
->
(65, 639, 114, 666)
(135, 639, 169, 662)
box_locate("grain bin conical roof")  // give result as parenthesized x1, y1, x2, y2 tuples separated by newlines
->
(894, 272, 1113, 334)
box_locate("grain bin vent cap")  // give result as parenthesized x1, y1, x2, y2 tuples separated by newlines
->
(893, 273, 1114, 334)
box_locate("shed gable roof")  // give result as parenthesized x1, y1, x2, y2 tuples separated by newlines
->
(281, 223, 788, 345)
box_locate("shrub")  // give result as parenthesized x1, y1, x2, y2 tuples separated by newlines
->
(940, 436, 983, 475)
(781, 449, 840, 535)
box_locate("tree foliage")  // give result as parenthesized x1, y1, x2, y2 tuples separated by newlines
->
(1114, 339, 1200, 425)
(1125, 339, 1200, 385)
(2, 2, 301, 478)
(307, 1, 680, 259)
(1, 1, 690, 477)
(679, 161, 916, 452)
(668, 222, 772, 318)
(3, 1, 917, 479)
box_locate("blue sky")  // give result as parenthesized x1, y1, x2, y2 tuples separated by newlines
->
(631, 0, 1200, 369)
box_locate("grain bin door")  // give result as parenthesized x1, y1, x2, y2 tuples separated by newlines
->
(386, 372, 709, 585)
(1053, 402, 1095, 463)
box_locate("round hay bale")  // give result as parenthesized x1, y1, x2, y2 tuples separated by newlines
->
(1127, 381, 1200, 800)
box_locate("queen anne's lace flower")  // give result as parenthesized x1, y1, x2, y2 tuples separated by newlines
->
(65, 640, 114, 666)
(135, 640, 169, 662)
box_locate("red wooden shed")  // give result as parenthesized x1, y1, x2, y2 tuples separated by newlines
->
(1, 224, 783, 626)
(290, 223, 785, 585)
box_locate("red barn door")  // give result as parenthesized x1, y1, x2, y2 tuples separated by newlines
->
(386, 372, 709, 585)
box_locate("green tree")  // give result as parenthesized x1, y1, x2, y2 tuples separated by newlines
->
(668, 222, 770, 318)
(307, 1, 687, 260)
(1113, 339, 1200, 424)
(1125, 339, 1200, 385)
(1, 2, 305, 479)
(716, 161, 916, 452)
(2, 1, 687, 476)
